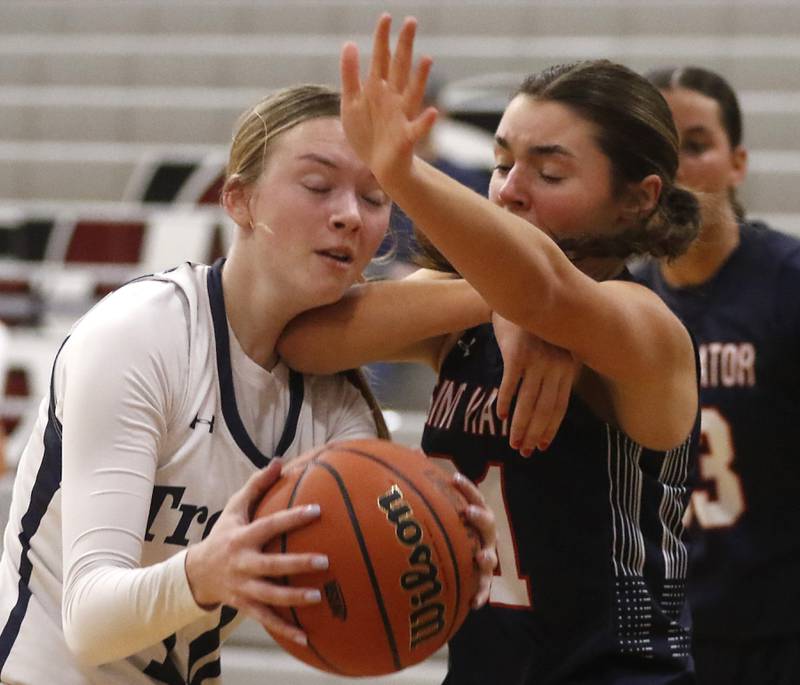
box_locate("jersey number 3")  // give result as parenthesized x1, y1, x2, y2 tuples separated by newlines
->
(690, 407, 746, 529)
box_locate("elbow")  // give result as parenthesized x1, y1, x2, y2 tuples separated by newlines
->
(62, 578, 117, 667)
(63, 616, 109, 667)
(493, 281, 561, 336)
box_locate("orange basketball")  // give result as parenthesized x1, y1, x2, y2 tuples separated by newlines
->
(255, 438, 481, 677)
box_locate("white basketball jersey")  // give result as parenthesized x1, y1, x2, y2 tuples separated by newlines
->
(0, 261, 378, 684)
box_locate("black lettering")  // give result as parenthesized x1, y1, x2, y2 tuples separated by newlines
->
(410, 602, 446, 648)
(203, 510, 222, 539)
(165, 504, 209, 546)
(397, 519, 422, 545)
(146, 486, 185, 542)
(378, 486, 411, 525)
(401, 544, 442, 604)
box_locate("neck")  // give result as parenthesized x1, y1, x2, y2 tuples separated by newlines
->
(660, 204, 740, 288)
(574, 256, 626, 281)
(221, 247, 294, 370)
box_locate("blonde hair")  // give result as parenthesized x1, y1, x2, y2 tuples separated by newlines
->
(225, 84, 341, 191)
(225, 85, 390, 440)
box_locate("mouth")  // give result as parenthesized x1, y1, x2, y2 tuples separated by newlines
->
(315, 247, 354, 265)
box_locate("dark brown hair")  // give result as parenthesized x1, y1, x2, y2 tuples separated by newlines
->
(415, 60, 700, 270)
(645, 65, 745, 220)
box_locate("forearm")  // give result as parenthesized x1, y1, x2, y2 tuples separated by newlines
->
(380, 158, 584, 341)
(63, 551, 208, 665)
(278, 277, 491, 372)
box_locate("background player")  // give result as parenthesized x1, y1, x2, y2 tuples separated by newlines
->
(0, 83, 497, 684)
(280, 15, 702, 684)
(637, 65, 800, 685)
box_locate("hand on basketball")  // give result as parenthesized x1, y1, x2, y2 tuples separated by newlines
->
(340, 14, 436, 185)
(185, 460, 326, 646)
(452, 473, 498, 609)
(493, 313, 578, 456)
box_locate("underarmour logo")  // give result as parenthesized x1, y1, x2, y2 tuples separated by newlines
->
(457, 337, 476, 357)
(190, 414, 215, 433)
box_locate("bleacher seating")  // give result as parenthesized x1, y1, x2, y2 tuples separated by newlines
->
(0, 2, 798, 683)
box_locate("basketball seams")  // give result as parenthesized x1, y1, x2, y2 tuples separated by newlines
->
(337, 447, 467, 644)
(278, 463, 344, 675)
(314, 460, 404, 672)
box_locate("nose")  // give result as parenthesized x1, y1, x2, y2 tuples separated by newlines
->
(495, 166, 531, 213)
(330, 192, 362, 232)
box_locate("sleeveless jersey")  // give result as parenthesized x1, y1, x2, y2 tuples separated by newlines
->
(0, 260, 377, 684)
(636, 220, 800, 640)
(422, 321, 699, 684)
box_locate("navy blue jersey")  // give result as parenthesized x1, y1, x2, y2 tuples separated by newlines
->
(421, 321, 700, 684)
(635, 221, 800, 640)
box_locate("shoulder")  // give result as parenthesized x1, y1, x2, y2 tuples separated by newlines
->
(75, 279, 185, 340)
(64, 270, 195, 373)
(741, 220, 800, 265)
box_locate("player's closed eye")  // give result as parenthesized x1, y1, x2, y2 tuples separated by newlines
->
(681, 140, 709, 156)
(303, 183, 330, 195)
(539, 172, 563, 184)
(362, 192, 388, 207)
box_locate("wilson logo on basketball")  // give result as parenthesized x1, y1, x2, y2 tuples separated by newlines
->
(378, 485, 446, 648)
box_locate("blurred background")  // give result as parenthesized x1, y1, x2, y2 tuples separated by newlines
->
(0, 0, 798, 682)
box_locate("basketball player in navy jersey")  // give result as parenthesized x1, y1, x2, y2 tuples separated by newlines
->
(0, 84, 498, 684)
(636, 66, 800, 685)
(280, 15, 703, 684)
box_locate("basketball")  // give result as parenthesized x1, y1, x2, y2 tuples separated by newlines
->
(255, 438, 481, 676)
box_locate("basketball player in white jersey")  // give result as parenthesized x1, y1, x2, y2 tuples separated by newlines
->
(0, 85, 498, 684)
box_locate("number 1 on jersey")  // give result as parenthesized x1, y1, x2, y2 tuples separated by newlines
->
(431, 456, 533, 609)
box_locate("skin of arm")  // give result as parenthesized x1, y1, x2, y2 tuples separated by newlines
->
(339, 16, 697, 448)
(278, 276, 491, 372)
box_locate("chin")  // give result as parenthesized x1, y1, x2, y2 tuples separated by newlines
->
(311, 281, 351, 309)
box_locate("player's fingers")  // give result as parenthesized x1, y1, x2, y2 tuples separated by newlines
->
(509, 371, 543, 453)
(497, 358, 522, 421)
(409, 106, 438, 144)
(340, 42, 362, 101)
(244, 503, 321, 545)
(472, 566, 494, 609)
(388, 16, 416, 91)
(519, 374, 559, 457)
(229, 461, 281, 516)
(538, 371, 572, 451)
(368, 13, 392, 82)
(244, 552, 329, 579)
(464, 503, 497, 549)
(241, 577, 322, 610)
(247, 602, 308, 646)
(452, 472, 487, 509)
(404, 54, 433, 118)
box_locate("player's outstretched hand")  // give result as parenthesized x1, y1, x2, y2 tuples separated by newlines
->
(493, 313, 577, 457)
(185, 461, 326, 646)
(340, 14, 437, 185)
(452, 472, 498, 609)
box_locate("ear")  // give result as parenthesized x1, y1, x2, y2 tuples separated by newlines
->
(222, 177, 253, 230)
(620, 173, 662, 223)
(728, 145, 748, 189)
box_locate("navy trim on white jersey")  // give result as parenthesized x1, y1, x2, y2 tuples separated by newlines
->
(0, 338, 68, 676)
(206, 259, 304, 465)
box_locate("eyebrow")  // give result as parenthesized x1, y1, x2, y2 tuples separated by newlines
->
(495, 135, 575, 159)
(682, 125, 711, 136)
(297, 152, 338, 168)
